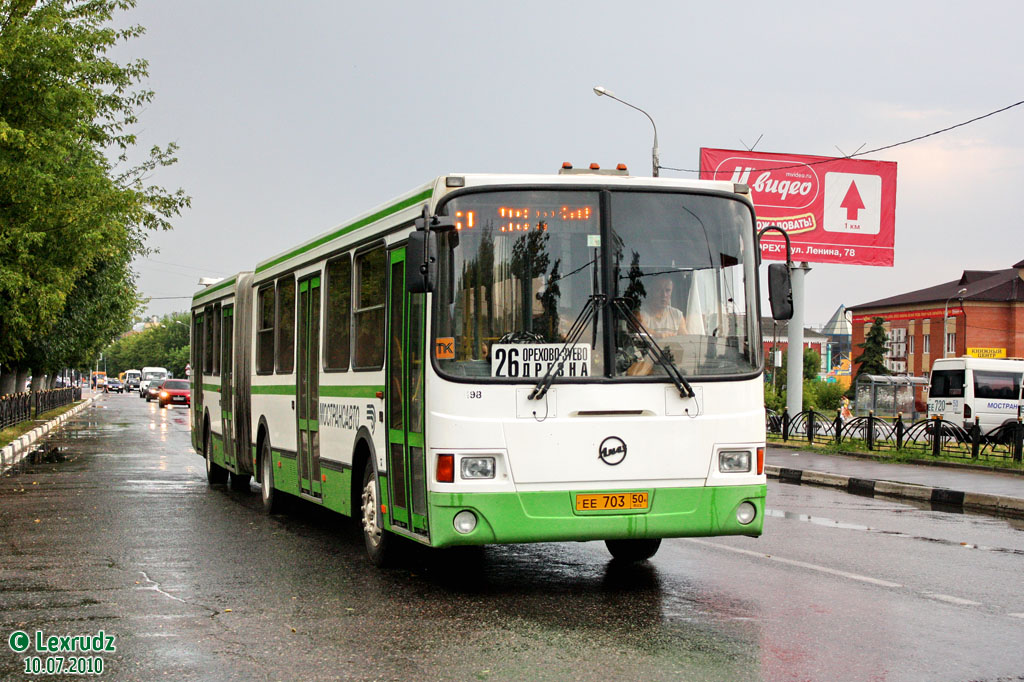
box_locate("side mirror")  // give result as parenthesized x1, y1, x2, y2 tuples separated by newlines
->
(767, 263, 793, 320)
(406, 230, 437, 294)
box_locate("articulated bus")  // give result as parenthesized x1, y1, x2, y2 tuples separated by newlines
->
(190, 169, 792, 565)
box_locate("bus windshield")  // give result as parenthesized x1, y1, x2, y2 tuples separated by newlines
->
(434, 188, 760, 381)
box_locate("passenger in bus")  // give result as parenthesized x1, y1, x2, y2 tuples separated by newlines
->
(638, 275, 689, 338)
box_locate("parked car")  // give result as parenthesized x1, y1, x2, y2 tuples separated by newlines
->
(157, 379, 190, 408)
(105, 378, 124, 393)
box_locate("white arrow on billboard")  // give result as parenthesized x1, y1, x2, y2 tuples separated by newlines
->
(824, 172, 882, 235)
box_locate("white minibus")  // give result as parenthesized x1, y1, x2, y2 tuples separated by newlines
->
(927, 357, 1024, 432)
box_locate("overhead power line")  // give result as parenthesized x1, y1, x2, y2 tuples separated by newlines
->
(659, 98, 1024, 174)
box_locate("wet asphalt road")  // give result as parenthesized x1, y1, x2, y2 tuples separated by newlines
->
(2, 395, 1024, 681)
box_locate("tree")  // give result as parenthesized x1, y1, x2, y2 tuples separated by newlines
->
(0, 0, 189, 380)
(850, 317, 890, 393)
(103, 311, 189, 378)
(774, 346, 823, 389)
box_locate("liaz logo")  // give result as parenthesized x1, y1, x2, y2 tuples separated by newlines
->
(598, 436, 627, 466)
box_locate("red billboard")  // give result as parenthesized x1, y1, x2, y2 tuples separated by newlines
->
(699, 148, 897, 266)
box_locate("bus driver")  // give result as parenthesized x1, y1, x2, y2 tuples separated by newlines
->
(638, 275, 689, 338)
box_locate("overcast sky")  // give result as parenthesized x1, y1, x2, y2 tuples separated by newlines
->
(116, 1, 1024, 329)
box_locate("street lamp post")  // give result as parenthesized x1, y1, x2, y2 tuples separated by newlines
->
(593, 86, 659, 177)
(943, 287, 967, 358)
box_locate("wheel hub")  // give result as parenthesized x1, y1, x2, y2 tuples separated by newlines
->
(362, 479, 381, 547)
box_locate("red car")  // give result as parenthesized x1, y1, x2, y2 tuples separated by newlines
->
(158, 379, 191, 408)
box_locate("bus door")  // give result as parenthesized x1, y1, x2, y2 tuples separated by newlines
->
(220, 305, 237, 471)
(192, 311, 204, 442)
(297, 276, 322, 498)
(386, 248, 429, 538)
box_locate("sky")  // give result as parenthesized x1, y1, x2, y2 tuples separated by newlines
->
(115, 1, 1024, 330)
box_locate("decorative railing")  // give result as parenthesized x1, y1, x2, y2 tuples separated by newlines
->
(767, 408, 1024, 463)
(0, 387, 81, 432)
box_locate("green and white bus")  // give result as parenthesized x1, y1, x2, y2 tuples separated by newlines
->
(190, 168, 792, 565)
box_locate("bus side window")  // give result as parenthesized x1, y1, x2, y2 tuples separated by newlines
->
(276, 275, 295, 374)
(324, 255, 352, 371)
(256, 285, 275, 374)
(353, 247, 386, 370)
(203, 305, 214, 374)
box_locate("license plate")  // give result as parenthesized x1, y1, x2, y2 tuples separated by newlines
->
(575, 491, 648, 511)
(172, 396, 186, 402)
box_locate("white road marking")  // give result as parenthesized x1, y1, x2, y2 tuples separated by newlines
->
(687, 538, 903, 588)
(922, 592, 982, 606)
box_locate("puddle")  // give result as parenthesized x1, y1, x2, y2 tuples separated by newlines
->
(2, 444, 72, 476)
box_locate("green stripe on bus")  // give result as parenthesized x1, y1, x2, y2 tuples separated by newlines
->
(319, 385, 383, 398)
(255, 189, 433, 274)
(251, 385, 297, 395)
(192, 276, 237, 302)
(202, 384, 221, 393)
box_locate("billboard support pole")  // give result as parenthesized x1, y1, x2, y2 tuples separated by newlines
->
(786, 262, 811, 417)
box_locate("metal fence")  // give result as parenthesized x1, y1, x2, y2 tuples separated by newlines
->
(0, 387, 81, 432)
(767, 408, 1024, 464)
(0, 393, 32, 430)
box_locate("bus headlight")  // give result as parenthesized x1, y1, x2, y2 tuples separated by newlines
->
(460, 457, 495, 479)
(719, 450, 751, 473)
(736, 502, 757, 525)
(453, 510, 477, 534)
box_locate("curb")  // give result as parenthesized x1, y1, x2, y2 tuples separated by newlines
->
(0, 398, 95, 474)
(766, 464, 1024, 519)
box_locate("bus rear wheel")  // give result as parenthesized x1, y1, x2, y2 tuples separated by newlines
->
(605, 538, 661, 562)
(260, 439, 285, 514)
(204, 428, 227, 485)
(361, 465, 394, 567)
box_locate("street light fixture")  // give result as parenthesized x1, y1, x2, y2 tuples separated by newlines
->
(943, 287, 967, 358)
(593, 86, 660, 177)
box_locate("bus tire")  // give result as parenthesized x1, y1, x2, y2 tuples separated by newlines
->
(229, 472, 252, 492)
(204, 427, 228, 485)
(605, 538, 661, 562)
(260, 438, 285, 514)
(361, 464, 394, 567)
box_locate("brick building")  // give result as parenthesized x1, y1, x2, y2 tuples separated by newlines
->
(848, 259, 1024, 392)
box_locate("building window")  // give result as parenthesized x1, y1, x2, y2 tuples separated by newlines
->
(945, 332, 956, 356)
(909, 335, 914, 355)
(923, 335, 931, 354)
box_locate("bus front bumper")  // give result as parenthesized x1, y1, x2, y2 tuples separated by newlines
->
(426, 484, 765, 548)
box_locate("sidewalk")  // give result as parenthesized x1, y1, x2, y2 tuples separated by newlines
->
(766, 447, 1024, 518)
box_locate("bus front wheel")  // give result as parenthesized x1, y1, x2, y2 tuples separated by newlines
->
(605, 538, 661, 562)
(361, 465, 394, 567)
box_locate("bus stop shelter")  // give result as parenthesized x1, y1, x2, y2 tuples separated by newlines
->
(855, 374, 929, 421)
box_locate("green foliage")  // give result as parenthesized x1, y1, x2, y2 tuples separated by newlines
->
(812, 380, 846, 413)
(103, 312, 190, 378)
(803, 348, 821, 381)
(0, 0, 189, 371)
(773, 346, 822, 389)
(763, 381, 785, 413)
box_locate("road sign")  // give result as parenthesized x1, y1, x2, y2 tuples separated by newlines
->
(700, 148, 897, 266)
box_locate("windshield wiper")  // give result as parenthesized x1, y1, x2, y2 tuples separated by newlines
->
(611, 297, 695, 399)
(529, 294, 605, 401)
